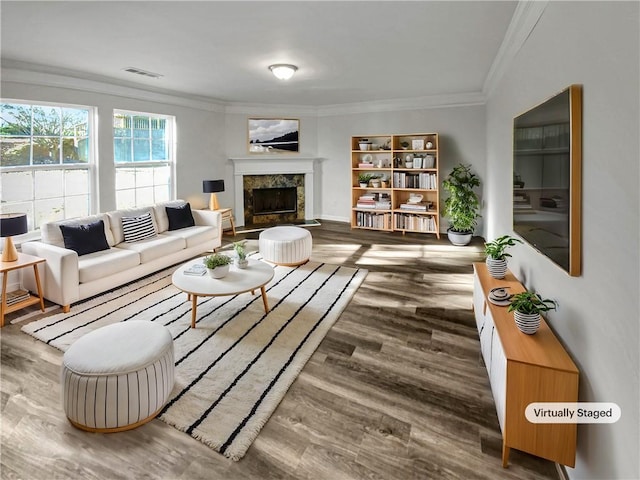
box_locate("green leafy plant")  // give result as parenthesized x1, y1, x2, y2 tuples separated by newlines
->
(441, 163, 481, 234)
(485, 235, 523, 260)
(203, 253, 232, 269)
(233, 241, 247, 260)
(358, 173, 374, 184)
(508, 292, 557, 315)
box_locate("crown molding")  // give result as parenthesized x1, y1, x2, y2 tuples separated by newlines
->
(483, 0, 548, 97)
(315, 92, 486, 116)
(224, 103, 320, 117)
(0, 60, 226, 113)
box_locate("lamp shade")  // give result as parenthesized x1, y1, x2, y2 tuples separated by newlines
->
(0, 213, 28, 237)
(203, 180, 225, 193)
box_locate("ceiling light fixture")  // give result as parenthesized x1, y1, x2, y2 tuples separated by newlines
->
(268, 64, 298, 80)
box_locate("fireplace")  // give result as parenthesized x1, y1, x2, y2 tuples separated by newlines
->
(243, 174, 305, 226)
(253, 187, 297, 215)
(231, 157, 318, 228)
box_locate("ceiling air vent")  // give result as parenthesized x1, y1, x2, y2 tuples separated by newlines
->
(123, 67, 163, 79)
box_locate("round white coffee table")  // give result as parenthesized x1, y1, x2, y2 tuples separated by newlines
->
(172, 257, 274, 328)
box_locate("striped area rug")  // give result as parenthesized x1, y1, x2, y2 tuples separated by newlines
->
(21, 257, 367, 461)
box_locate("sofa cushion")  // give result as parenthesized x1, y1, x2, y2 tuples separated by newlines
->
(107, 207, 158, 245)
(115, 234, 185, 264)
(122, 212, 157, 243)
(162, 225, 217, 249)
(166, 203, 195, 231)
(153, 200, 188, 233)
(59, 220, 111, 256)
(78, 248, 141, 284)
(41, 214, 115, 248)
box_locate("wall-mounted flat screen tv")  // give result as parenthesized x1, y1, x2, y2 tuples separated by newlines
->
(513, 85, 582, 276)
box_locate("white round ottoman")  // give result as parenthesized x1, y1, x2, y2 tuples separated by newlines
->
(61, 321, 174, 433)
(259, 226, 312, 266)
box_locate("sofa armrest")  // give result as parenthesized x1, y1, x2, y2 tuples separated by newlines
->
(192, 209, 222, 228)
(21, 241, 80, 309)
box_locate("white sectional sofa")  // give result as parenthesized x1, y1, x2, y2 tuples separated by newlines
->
(22, 200, 221, 312)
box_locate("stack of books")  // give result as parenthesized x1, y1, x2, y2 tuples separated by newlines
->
(5, 289, 31, 306)
(399, 202, 433, 211)
(358, 162, 374, 168)
(356, 192, 391, 210)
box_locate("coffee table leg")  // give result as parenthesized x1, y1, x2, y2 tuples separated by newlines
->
(260, 286, 269, 313)
(191, 294, 198, 328)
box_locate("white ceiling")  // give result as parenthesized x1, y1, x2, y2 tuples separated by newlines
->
(1, 1, 518, 107)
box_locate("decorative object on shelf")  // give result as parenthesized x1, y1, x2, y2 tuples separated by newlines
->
(358, 173, 374, 187)
(380, 174, 389, 188)
(508, 291, 557, 335)
(358, 139, 372, 151)
(268, 64, 298, 80)
(248, 118, 299, 153)
(1, 213, 28, 262)
(233, 241, 249, 269)
(203, 180, 225, 211)
(488, 286, 512, 306)
(400, 141, 409, 150)
(426, 141, 434, 149)
(408, 194, 423, 204)
(412, 139, 424, 150)
(370, 177, 381, 188)
(442, 163, 481, 246)
(484, 234, 523, 279)
(203, 253, 232, 278)
(423, 155, 435, 168)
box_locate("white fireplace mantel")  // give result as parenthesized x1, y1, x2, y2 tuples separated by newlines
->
(230, 157, 319, 227)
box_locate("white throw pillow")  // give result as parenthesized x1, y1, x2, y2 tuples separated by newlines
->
(122, 212, 157, 243)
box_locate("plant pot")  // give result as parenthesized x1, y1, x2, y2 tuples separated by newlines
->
(381, 181, 389, 188)
(235, 258, 248, 269)
(359, 142, 371, 151)
(370, 180, 381, 188)
(447, 230, 472, 246)
(359, 182, 368, 188)
(513, 310, 541, 335)
(486, 257, 508, 279)
(208, 264, 230, 278)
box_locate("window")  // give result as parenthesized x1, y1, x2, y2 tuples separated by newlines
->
(114, 110, 175, 209)
(0, 101, 94, 230)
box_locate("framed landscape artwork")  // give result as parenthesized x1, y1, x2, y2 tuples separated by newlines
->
(248, 118, 299, 154)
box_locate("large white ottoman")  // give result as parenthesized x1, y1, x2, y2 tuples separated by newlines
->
(61, 321, 174, 433)
(259, 226, 312, 266)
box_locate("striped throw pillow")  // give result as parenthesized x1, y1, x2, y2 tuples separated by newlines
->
(121, 212, 157, 243)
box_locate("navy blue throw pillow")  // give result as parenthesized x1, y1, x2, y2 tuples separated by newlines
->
(166, 203, 195, 231)
(59, 220, 110, 256)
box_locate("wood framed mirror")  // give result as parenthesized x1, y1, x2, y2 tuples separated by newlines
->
(513, 84, 582, 276)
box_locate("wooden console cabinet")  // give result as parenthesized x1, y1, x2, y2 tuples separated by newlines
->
(472, 262, 578, 467)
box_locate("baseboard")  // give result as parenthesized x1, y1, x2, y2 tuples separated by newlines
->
(556, 463, 570, 480)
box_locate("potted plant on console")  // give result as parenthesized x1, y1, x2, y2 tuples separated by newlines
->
(484, 234, 522, 279)
(442, 163, 481, 246)
(233, 241, 249, 269)
(203, 253, 232, 278)
(508, 291, 557, 335)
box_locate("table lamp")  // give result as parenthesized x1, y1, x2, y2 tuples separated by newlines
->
(203, 180, 225, 211)
(1, 213, 28, 262)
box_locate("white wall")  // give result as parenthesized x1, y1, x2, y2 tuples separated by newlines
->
(1, 78, 225, 212)
(485, 2, 639, 479)
(317, 104, 487, 231)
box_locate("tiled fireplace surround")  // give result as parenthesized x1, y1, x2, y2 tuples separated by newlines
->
(230, 157, 317, 228)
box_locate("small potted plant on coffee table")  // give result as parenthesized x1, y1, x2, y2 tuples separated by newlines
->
(508, 291, 557, 335)
(233, 241, 249, 269)
(484, 234, 522, 279)
(203, 253, 232, 278)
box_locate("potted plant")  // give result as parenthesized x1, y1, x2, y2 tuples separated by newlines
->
(508, 291, 557, 335)
(358, 173, 374, 187)
(484, 234, 523, 279)
(370, 175, 381, 188)
(442, 163, 481, 246)
(233, 240, 248, 269)
(203, 253, 232, 278)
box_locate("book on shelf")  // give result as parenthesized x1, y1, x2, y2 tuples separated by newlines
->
(183, 263, 207, 276)
(5, 289, 31, 305)
(358, 163, 374, 168)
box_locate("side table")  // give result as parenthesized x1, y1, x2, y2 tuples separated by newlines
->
(216, 207, 236, 236)
(1, 253, 46, 327)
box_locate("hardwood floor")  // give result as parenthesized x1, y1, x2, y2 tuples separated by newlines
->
(1, 221, 560, 480)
